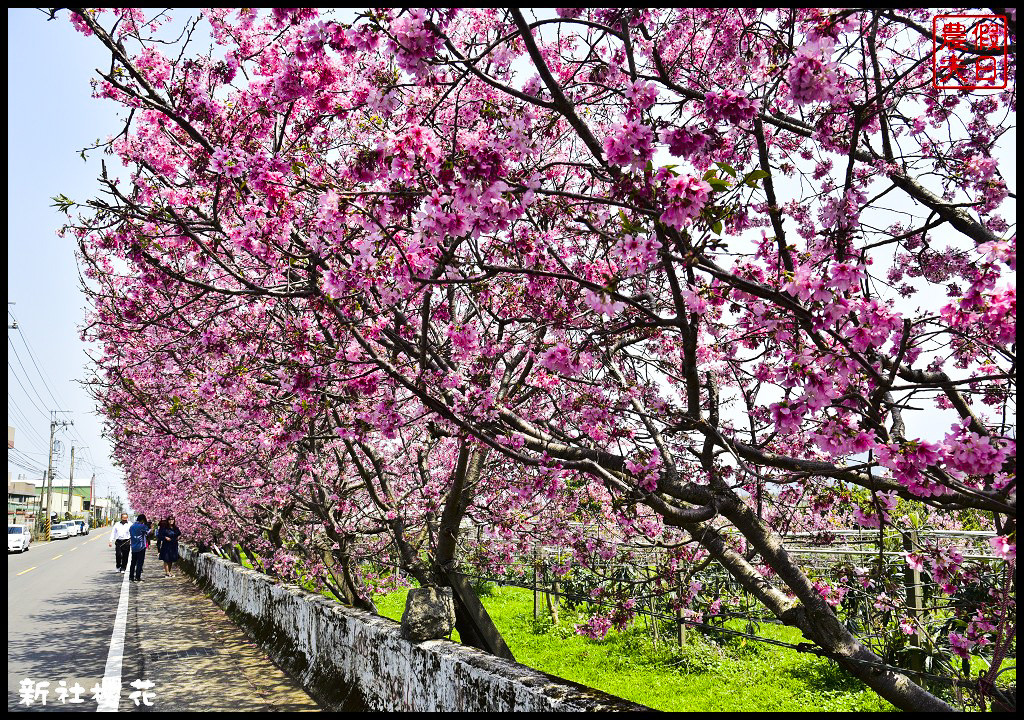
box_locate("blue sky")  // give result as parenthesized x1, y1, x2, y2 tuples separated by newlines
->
(7, 9, 128, 502)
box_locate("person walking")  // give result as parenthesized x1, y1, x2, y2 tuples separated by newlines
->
(158, 518, 182, 577)
(128, 514, 152, 582)
(108, 513, 132, 573)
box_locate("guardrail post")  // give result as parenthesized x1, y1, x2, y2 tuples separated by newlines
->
(903, 530, 925, 674)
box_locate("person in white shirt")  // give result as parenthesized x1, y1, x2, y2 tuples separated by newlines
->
(108, 513, 132, 573)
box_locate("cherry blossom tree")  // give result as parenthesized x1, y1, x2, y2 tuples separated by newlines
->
(56, 8, 1015, 711)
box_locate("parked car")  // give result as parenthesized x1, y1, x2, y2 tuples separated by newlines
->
(66, 521, 81, 536)
(50, 523, 70, 540)
(73, 520, 90, 535)
(8, 526, 31, 553)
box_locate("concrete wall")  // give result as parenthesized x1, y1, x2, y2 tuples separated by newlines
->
(179, 546, 650, 712)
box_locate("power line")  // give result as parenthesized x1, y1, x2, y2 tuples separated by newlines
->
(9, 312, 91, 448)
(7, 397, 51, 452)
(9, 447, 46, 468)
(8, 449, 46, 475)
(10, 314, 69, 410)
(7, 360, 51, 419)
(7, 335, 59, 414)
(7, 393, 49, 434)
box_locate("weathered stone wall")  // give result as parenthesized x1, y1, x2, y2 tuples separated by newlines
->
(179, 546, 650, 712)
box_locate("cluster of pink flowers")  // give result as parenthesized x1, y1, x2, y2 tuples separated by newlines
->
(769, 399, 806, 434)
(964, 153, 999, 182)
(941, 283, 1016, 347)
(704, 89, 757, 125)
(539, 342, 582, 376)
(583, 289, 625, 318)
(813, 416, 875, 455)
(875, 440, 948, 497)
(787, 38, 841, 106)
(948, 631, 976, 660)
(814, 580, 847, 609)
(576, 614, 613, 640)
(988, 535, 1015, 560)
(852, 492, 896, 530)
(610, 233, 662, 275)
(133, 47, 173, 89)
(448, 323, 480, 359)
(625, 449, 661, 492)
(623, 79, 658, 111)
(819, 187, 865, 233)
(602, 120, 655, 172)
(659, 126, 710, 158)
(942, 419, 1010, 478)
(388, 9, 443, 77)
(660, 174, 712, 230)
(461, 141, 506, 184)
(680, 286, 709, 315)
(209, 147, 248, 178)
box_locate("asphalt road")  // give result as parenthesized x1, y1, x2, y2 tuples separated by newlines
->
(8, 530, 129, 712)
(9, 530, 320, 713)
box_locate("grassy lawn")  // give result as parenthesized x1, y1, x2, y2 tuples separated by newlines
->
(373, 583, 895, 712)
(227, 546, 1009, 710)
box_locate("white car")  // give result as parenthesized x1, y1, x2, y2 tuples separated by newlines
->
(8, 526, 31, 553)
(73, 520, 90, 535)
(65, 521, 80, 536)
(51, 523, 70, 540)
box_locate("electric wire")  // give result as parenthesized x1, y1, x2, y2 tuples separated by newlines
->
(6, 397, 51, 451)
(7, 360, 51, 420)
(9, 313, 90, 447)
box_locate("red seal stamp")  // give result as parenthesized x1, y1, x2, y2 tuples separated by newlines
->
(932, 14, 1008, 90)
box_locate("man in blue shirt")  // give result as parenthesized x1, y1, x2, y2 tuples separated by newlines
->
(128, 514, 152, 582)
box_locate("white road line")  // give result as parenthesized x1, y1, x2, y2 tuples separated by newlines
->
(97, 568, 131, 712)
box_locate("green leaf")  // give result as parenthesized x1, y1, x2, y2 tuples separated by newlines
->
(51, 193, 76, 215)
(703, 168, 718, 181)
(711, 220, 723, 235)
(708, 179, 731, 192)
(715, 161, 737, 178)
(743, 169, 771, 187)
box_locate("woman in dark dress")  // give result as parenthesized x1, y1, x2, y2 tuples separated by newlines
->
(158, 518, 182, 577)
(155, 519, 169, 554)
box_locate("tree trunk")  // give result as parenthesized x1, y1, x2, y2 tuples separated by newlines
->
(430, 444, 514, 659)
(685, 496, 954, 712)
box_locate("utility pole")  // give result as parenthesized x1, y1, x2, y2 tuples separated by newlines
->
(44, 411, 73, 521)
(67, 446, 75, 519)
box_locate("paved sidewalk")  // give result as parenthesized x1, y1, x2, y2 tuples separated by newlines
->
(125, 549, 320, 712)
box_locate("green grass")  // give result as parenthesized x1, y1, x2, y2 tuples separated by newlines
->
(229, 549, 1012, 710)
(372, 583, 895, 712)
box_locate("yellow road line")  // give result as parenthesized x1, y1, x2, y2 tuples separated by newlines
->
(51, 554, 63, 560)
(70, 546, 79, 552)
(17, 566, 37, 575)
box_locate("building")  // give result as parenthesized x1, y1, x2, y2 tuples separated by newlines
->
(91, 496, 114, 526)
(35, 484, 93, 519)
(8, 479, 38, 526)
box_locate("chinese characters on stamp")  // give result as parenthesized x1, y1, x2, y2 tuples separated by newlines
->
(933, 14, 1008, 90)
